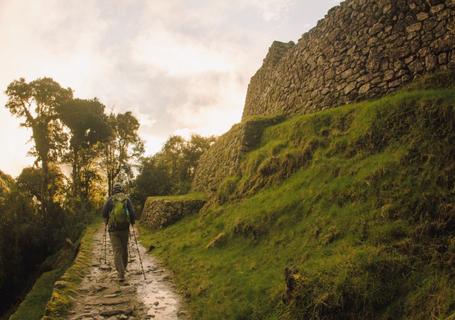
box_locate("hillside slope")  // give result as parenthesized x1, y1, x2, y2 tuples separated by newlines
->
(140, 82, 455, 319)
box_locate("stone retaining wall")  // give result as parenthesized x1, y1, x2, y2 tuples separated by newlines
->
(141, 197, 206, 229)
(243, 0, 455, 118)
(192, 116, 284, 194)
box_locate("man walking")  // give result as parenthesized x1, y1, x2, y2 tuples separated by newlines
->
(102, 182, 136, 282)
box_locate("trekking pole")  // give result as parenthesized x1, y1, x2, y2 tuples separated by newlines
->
(104, 223, 108, 265)
(130, 226, 146, 280)
(128, 232, 135, 259)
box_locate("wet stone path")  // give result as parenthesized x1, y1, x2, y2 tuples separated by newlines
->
(67, 226, 188, 320)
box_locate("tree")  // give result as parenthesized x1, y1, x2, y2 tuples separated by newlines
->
(161, 135, 186, 189)
(183, 134, 216, 181)
(132, 134, 215, 207)
(103, 112, 144, 196)
(0, 168, 67, 314)
(131, 156, 172, 209)
(16, 166, 66, 207)
(158, 134, 215, 194)
(5, 78, 73, 213)
(58, 98, 112, 205)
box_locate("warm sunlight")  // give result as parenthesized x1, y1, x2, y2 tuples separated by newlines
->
(0, 0, 340, 177)
(1, 0, 453, 319)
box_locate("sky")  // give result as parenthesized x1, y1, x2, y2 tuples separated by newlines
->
(0, 0, 341, 177)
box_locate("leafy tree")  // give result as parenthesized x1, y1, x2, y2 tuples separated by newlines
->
(0, 171, 14, 207)
(4, 78, 73, 213)
(161, 135, 186, 189)
(0, 171, 50, 314)
(158, 134, 215, 194)
(182, 134, 216, 181)
(58, 98, 112, 205)
(131, 156, 172, 209)
(16, 166, 66, 206)
(132, 134, 215, 208)
(103, 112, 144, 195)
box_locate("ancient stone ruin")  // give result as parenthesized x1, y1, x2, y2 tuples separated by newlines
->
(193, 0, 455, 196)
(141, 196, 206, 229)
(243, 0, 455, 118)
(144, 0, 455, 225)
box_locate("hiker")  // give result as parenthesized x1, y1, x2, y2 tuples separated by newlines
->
(102, 182, 136, 282)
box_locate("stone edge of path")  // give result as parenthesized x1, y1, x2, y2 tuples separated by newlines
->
(41, 222, 100, 320)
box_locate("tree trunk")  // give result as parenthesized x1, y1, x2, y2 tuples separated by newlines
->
(41, 156, 50, 216)
(72, 146, 81, 201)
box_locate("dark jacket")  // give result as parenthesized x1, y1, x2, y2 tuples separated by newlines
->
(102, 192, 136, 231)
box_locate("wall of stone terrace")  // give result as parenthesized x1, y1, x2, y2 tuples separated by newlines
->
(243, 0, 455, 118)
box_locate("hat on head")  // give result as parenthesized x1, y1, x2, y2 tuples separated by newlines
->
(113, 182, 123, 193)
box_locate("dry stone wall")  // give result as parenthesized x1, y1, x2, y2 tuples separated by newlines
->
(192, 116, 284, 194)
(243, 0, 455, 118)
(141, 197, 206, 229)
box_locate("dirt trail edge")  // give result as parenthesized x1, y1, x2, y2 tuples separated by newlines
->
(67, 225, 188, 320)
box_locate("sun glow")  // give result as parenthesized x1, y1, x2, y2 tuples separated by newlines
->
(0, 0, 342, 177)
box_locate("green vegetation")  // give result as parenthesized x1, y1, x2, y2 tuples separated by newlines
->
(42, 221, 100, 319)
(8, 270, 62, 320)
(8, 220, 100, 320)
(146, 192, 207, 202)
(1, 76, 143, 316)
(132, 135, 215, 209)
(0, 169, 73, 318)
(140, 86, 455, 319)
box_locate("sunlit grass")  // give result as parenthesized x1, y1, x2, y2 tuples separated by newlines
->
(139, 82, 455, 319)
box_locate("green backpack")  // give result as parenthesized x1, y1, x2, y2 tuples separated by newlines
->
(108, 193, 130, 230)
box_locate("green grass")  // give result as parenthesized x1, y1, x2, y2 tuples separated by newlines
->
(41, 221, 100, 320)
(139, 84, 455, 319)
(146, 192, 207, 202)
(8, 269, 62, 320)
(8, 220, 100, 320)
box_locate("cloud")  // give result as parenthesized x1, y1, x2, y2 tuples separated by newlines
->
(247, 0, 293, 21)
(0, 0, 341, 176)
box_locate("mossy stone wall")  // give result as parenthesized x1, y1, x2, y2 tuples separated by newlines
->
(141, 196, 207, 229)
(192, 116, 284, 194)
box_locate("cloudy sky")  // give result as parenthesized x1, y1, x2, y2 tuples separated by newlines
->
(0, 0, 341, 177)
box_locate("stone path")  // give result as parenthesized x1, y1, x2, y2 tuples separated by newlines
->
(67, 226, 188, 320)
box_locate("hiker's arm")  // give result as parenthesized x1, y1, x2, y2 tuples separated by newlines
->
(126, 198, 136, 225)
(102, 198, 112, 224)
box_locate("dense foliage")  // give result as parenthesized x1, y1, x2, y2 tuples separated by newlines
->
(132, 134, 215, 210)
(0, 77, 143, 317)
(0, 169, 73, 316)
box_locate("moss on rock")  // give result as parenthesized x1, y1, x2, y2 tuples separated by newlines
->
(141, 193, 207, 229)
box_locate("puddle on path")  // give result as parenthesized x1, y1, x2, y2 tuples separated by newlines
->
(67, 226, 188, 320)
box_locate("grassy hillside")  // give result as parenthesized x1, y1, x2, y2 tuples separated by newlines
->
(140, 84, 455, 319)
